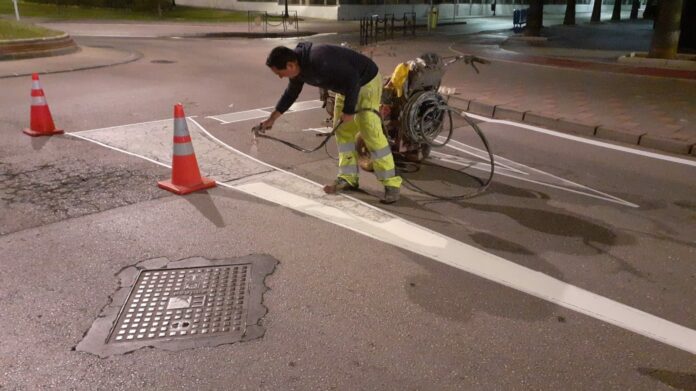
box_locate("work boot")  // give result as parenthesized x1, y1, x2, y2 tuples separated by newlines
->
(323, 178, 358, 194)
(381, 186, 400, 204)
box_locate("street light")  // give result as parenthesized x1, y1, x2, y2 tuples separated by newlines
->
(13, 0, 20, 21)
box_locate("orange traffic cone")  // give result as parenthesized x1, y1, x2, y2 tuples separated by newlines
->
(23, 73, 64, 137)
(157, 103, 216, 195)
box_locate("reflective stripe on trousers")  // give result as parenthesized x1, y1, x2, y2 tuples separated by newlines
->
(332, 73, 402, 188)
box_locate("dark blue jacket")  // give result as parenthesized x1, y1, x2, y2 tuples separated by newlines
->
(275, 42, 379, 115)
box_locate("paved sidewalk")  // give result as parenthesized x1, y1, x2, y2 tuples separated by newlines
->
(430, 19, 696, 156)
(2, 16, 694, 156)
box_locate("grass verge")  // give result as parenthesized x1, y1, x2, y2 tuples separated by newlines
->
(0, 1, 248, 22)
(0, 18, 63, 39)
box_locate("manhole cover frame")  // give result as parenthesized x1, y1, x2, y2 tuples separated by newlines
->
(75, 255, 277, 357)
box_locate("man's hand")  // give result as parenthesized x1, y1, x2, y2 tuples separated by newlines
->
(341, 113, 355, 123)
(260, 110, 282, 131)
(259, 118, 275, 131)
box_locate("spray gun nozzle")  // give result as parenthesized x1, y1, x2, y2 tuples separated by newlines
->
(251, 124, 267, 136)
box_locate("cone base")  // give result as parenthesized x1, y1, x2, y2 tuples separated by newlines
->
(23, 128, 64, 137)
(157, 177, 216, 195)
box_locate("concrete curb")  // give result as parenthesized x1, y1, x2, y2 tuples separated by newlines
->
(618, 52, 696, 71)
(639, 134, 694, 155)
(492, 106, 524, 122)
(449, 96, 696, 158)
(0, 46, 143, 79)
(0, 34, 79, 61)
(186, 31, 319, 39)
(595, 126, 645, 145)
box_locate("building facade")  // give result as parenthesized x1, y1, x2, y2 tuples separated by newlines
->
(177, 0, 639, 20)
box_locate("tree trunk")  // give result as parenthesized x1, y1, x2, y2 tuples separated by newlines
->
(611, 0, 622, 21)
(564, 0, 577, 25)
(591, 0, 603, 22)
(527, 0, 544, 36)
(679, 0, 696, 51)
(630, 0, 640, 19)
(648, 0, 683, 58)
(643, 0, 657, 19)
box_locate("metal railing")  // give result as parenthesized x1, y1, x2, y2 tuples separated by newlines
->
(359, 12, 416, 46)
(248, 10, 299, 33)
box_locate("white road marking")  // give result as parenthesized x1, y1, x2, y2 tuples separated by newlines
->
(464, 113, 696, 168)
(287, 100, 325, 112)
(207, 109, 272, 125)
(302, 127, 333, 134)
(233, 180, 696, 356)
(67, 116, 696, 355)
(434, 138, 639, 208)
(207, 99, 325, 125)
(72, 118, 173, 135)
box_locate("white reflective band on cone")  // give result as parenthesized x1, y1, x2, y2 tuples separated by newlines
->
(31, 96, 47, 106)
(173, 118, 189, 137)
(173, 143, 195, 156)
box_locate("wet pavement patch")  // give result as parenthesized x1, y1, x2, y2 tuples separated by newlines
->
(0, 158, 167, 235)
(76, 255, 277, 357)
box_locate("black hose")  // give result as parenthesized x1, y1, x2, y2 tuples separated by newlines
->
(253, 108, 381, 153)
(255, 107, 494, 201)
(398, 114, 494, 201)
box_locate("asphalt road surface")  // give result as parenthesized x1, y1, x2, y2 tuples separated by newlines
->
(1, 33, 695, 390)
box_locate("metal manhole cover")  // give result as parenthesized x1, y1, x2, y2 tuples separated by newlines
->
(76, 255, 277, 357)
(110, 265, 249, 343)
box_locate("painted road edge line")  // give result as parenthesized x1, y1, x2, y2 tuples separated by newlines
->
(464, 113, 696, 168)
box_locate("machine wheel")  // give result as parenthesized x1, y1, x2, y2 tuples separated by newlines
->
(403, 144, 431, 163)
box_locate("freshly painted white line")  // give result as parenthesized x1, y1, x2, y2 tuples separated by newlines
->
(436, 151, 638, 207)
(71, 118, 170, 135)
(434, 140, 639, 208)
(207, 109, 271, 125)
(288, 100, 325, 112)
(206, 99, 324, 125)
(66, 132, 172, 169)
(302, 127, 333, 134)
(187, 117, 400, 217)
(234, 181, 696, 355)
(438, 137, 527, 175)
(464, 113, 696, 168)
(70, 115, 696, 355)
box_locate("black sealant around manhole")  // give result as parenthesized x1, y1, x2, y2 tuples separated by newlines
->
(76, 255, 277, 357)
(151, 59, 176, 64)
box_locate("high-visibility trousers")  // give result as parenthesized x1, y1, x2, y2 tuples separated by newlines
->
(333, 73, 402, 189)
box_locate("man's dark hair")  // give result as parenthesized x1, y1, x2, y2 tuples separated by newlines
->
(266, 46, 298, 69)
